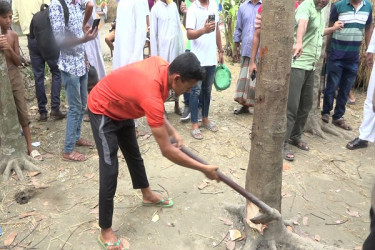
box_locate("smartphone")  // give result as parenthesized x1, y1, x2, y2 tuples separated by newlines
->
(91, 18, 100, 32)
(251, 70, 256, 81)
(208, 14, 215, 23)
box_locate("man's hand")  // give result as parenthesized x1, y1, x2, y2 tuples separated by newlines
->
(0, 35, 10, 51)
(366, 52, 374, 68)
(333, 21, 344, 31)
(82, 23, 90, 33)
(180, 1, 187, 14)
(171, 132, 183, 149)
(202, 165, 220, 181)
(218, 52, 224, 64)
(203, 19, 215, 34)
(249, 61, 257, 75)
(83, 27, 99, 42)
(232, 50, 239, 63)
(293, 42, 303, 58)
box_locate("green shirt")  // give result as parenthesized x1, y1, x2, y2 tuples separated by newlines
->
(292, 0, 325, 71)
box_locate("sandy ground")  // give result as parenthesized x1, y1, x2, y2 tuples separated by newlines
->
(0, 23, 374, 250)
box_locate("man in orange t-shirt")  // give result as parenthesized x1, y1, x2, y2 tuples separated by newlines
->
(87, 52, 219, 248)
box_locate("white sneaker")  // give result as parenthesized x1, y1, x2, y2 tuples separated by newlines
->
(180, 106, 190, 122)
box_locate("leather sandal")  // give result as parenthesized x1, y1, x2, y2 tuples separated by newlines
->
(346, 137, 368, 150)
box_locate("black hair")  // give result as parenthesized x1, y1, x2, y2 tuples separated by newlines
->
(0, 1, 12, 16)
(169, 52, 206, 82)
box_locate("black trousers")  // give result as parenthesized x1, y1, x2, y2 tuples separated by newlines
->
(363, 208, 375, 250)
(89, 110, 149, 229)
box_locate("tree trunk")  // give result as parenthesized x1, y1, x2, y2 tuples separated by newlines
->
(107, 0, 117, 22)
(0, 51, 38, 181)
(245, 0, 294, 212)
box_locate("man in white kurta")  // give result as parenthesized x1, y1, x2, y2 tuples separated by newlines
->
(346, 32, 375, 150)
(81, 0, 106, 80)
(113, 0, 148, 69)
(150, 0, 184, 62)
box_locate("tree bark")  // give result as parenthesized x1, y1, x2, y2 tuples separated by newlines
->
(0, 51, 38, 181)
(245, 0, 294, 212)
(107, 0, 117, 23)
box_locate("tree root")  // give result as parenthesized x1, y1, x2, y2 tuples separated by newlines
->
(0, 155, 40, 181)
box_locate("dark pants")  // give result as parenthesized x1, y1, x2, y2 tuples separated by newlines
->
(322, 58, 359, 120)
(88, 110, 149, 229)
(285, 68, 314, 142)
(28, 37, 61, 114)
(363, 208, 375, 249)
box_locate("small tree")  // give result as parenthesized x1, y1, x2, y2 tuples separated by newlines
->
(0, 52, 38, 181)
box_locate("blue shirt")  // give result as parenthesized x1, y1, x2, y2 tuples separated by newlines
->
(49, 0, 86, 77)
(233, 0, 261, 57)
(329, 0, 372, 62)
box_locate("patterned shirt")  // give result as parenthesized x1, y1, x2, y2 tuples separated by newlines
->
(49, 0, 86, 77)
(329, 0, 372, 62)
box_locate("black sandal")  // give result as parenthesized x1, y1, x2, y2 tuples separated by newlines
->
(346, 138, 368, 150)
(283, 143, 295, 161)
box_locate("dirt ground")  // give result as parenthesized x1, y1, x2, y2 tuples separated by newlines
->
(0, 23, 374, 250)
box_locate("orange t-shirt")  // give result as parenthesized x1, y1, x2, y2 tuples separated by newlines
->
(87, 56, 170, 127)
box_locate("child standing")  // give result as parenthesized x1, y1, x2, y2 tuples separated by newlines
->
(0, 1, 42, 160)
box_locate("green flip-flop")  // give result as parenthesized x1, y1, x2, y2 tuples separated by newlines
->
(98, 235, 127, 250)
(142, 198, 174, 208)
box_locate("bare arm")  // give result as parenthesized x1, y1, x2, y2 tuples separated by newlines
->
(186, 19, 215, 40)
(249, 28, 260, 73)
(324, 21, 344, 35)
(216, 22, 224, 64)
(151, 125, 219, 180)
(0, 33, 21, 66)
(365, 24, 373, 49)
(82, 1, 94, 28)
(293, 19, 308, 57)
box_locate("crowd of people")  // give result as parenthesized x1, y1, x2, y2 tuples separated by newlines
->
(1, 0, 375, 249)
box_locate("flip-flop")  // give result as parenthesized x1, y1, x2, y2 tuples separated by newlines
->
(191, 128, 203, 140)
(347, 99, 356, 105)
(76, 138, 95, 148)
(288, 139, 310, 151)
(97, 235, 126, 250)
(142, 198, 174, 208)
(62, 151, 88, 162)
(346, 137, 368, 150)
(332, 118, 352, 131)
(201, 122, 218, 132)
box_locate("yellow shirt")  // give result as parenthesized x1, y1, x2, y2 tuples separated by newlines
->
(12, 0, 50, 35)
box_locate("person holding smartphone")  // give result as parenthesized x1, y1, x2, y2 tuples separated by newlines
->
(186, 0, 223, 140)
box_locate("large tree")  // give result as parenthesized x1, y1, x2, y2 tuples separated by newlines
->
(233, 1, 341, 249)
(0, 52, 38, 181)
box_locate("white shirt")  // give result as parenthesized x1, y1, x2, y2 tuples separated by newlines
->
(113, 0, 147, 69)
(186, 0, 218, 66)
(150, 1, 184, 62)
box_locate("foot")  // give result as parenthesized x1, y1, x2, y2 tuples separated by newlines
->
(346, 137, 368, 150)
(180, 106, 191, 122)
(321, 114, 329, 123)
(332, 118, 352, 131)
(62, 151, 88, 162)
(191, 128, 203, 140)
(201, 121, 218, 132)
(347, 99, 356, 105)
(99, 228, 124, 250)
(37, 113, 48, 122)
(83, 115, 90, 122)
(50, 109, 67, 120)
(76, 138, 94, 147)
(288, 139, 310, 151)
(142, 189, 172, 207)
(283, 143, 295, 161)
(234, 106, 249, 115)
(28, 149, 43, 161)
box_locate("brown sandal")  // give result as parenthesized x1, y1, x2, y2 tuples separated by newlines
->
(332, 118, 352, 131)
(62, 151, 88, 162)
(76, 138, 94, 147)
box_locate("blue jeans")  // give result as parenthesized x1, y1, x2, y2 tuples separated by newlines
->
(61, 71, 88, 153)
(322, 59, 358, 120)
(190, 65, 215, 123)
(28, 37, 61, 114)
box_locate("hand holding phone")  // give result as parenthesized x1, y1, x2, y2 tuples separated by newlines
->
(208, 14, 215, 23)
(91, 18, 100, 33)
(251, 70, 256, 81)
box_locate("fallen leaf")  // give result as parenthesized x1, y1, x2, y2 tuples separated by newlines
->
(90, 208, 99, 214)
(121, 238, 130, 249)
(4, 231, 17, 246)
(232, 173, 240, 179)
(303, 217, 309, 226)
(346, 209, 360, 218)
(26, 171, 41, 177)
(91, 221, 100, 229)
(84, 173, 95, 179)
(218, 217, 233, 226)
(203, 179, 211, 184)
(314, 235, 321, 242)
(198, 182, 208, 190)
(167, 222, 175, 227)
(229, 229, 242, 241)
(18, 212, 35, 219)
(152, 214, 159, 222)
(225, 240, 235, 250)
(31, 179, 49, 189)
(287, 226, 293, 232)
(239, 166, 247, 170)
(283, 163, 291, 170)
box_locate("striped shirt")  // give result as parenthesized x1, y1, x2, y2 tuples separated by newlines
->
(329, 0, 372, 62)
